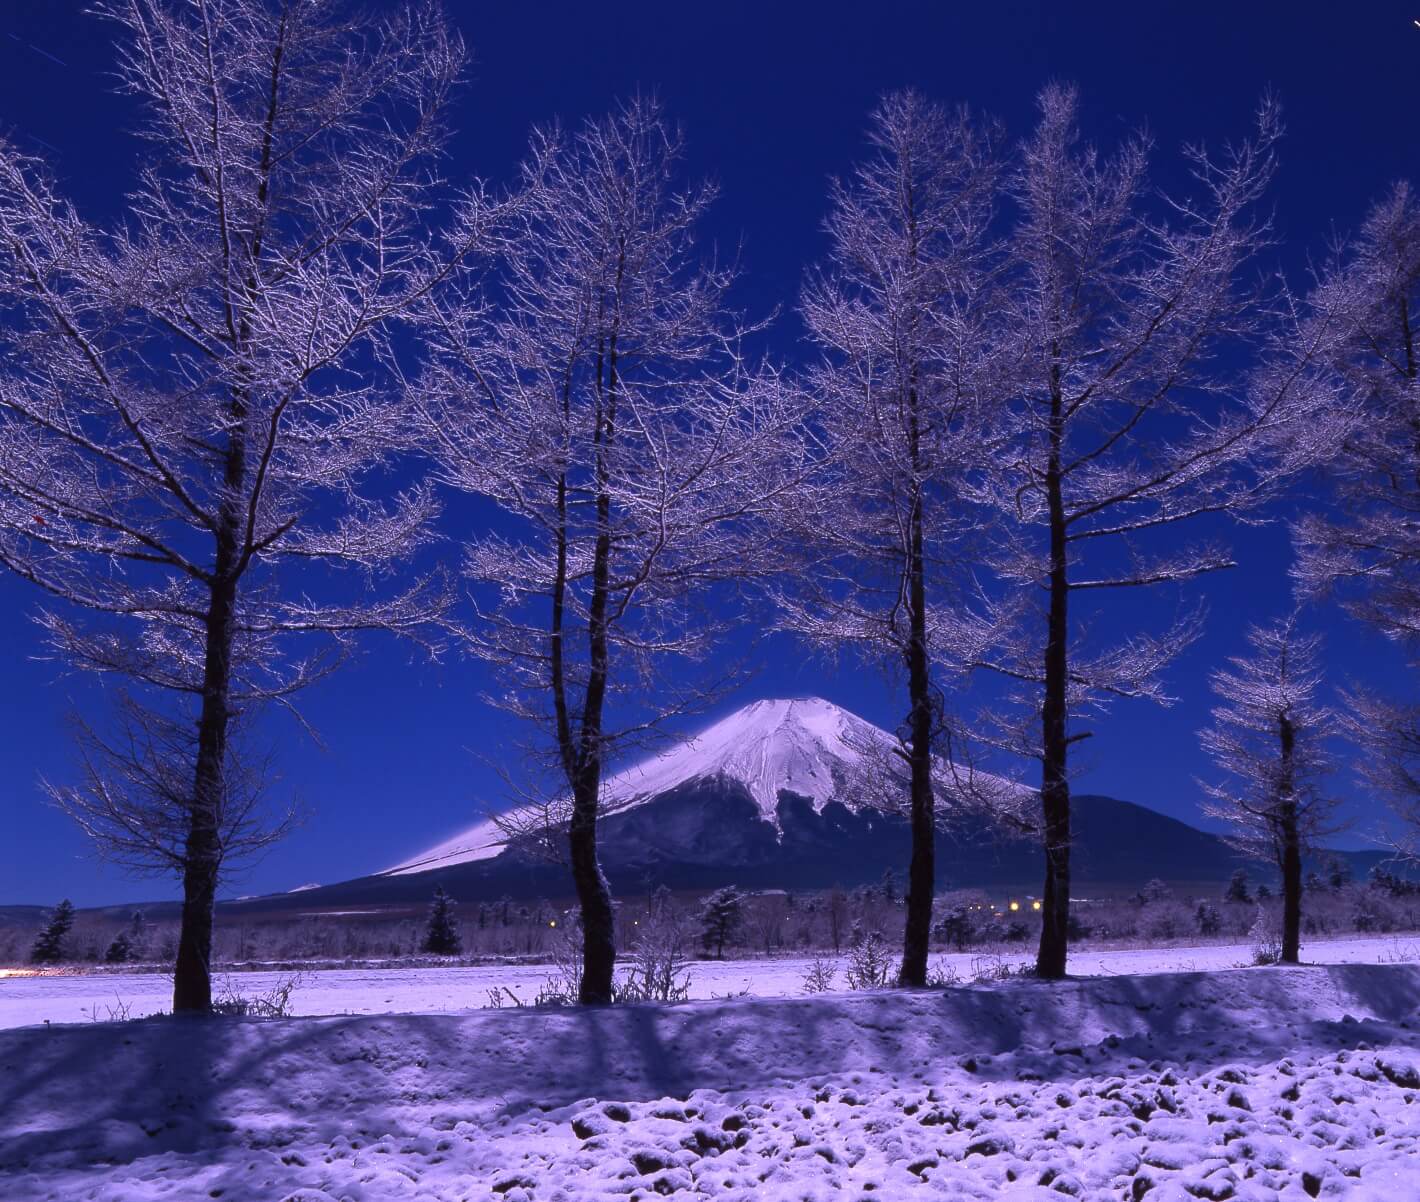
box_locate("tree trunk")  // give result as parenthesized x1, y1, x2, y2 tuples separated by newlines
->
(568, 323, 620, 1006)
(568, 775, 617, 1003)
(899, 483, 935, 987)
(1037, 359, 1072, 981)
(1280, 820, 1302, 964)
(1278, 715, 1302, 964)
(172, 573, 238, 1013)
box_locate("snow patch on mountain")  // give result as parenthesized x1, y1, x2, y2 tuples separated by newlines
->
(384, 698, 894, 877)
(602, 697, 887, 822)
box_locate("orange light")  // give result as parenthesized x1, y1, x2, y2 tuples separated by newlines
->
(1009, 901, 1020, 912)
(1032, 900, 1042, 912)
(549, 920, 557, 928)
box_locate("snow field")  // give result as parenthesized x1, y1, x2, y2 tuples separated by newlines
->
(1, 963, 1417, 1200)
(1, 933, 1415, 1030)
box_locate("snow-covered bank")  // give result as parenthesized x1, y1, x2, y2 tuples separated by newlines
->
(2, 964, 1418, 1200)
(3, 933, 1417, 1030)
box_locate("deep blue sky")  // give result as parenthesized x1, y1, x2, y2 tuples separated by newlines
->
(2, 1, 1415, 906)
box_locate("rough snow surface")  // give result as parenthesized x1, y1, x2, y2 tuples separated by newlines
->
(2, 964, 1418, 1201)
(384, 697, 890, 874)
(3, 934, 1416, 1030)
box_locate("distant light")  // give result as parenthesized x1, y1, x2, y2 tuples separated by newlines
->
(1009, 900, 1020, 912)
(1032, 900, 1042, 912)
(549, 920, 556, 928)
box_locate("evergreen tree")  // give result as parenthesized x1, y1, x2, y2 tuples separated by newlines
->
(1224, 869, 1251, 905)
(127, 911, 148, 958)
(30, 899, 76, 964)
(421, 887, 463, 956)
(881, 870, 898, 907)
(1195, 902, 1222, 936)
(697, 887, 745, 960)
(104, 931, 134, 964)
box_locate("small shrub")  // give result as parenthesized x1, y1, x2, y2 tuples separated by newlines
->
(925, 957, 960, 988)
(616, 903, 691, 1003)
(970, 953, 1010, 981)
(533, 920, 584, 1006)
(82, 995, 135, 1023)
(212, 973, 304, 1017)
(801, 955, 838, 994)
(845, 929, 894, 990)
(1248, 910, 1282, 966)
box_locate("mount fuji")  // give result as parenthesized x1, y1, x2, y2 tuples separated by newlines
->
(230, 695, 1385, 911)
(383, 697, 943, 878)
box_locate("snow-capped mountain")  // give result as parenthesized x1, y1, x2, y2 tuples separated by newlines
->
(384, 697, 905, 877)
(235, 695, 1372, 911)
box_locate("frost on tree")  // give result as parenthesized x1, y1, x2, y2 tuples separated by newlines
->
(419, 98, 806, 1004)
(1292, 184, 1420, 862)
(1200, 618, 1343, 963)
(976, 86, 1308, 978)
(0, 0, 475, 1011)
(774, 91, 1010, 988)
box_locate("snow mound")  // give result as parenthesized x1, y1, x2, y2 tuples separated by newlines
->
(2, 964, 1419, 1201)
(384, 697, 901, 875)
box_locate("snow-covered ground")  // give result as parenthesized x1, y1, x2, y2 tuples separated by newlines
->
(2, 963, 1418, 1201)
(2, 933, 1417, 1030)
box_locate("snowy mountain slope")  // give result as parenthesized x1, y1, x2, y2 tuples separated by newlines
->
(384, 697, 950, 877)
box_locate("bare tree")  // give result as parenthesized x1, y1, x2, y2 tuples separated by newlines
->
(45, 691, 296, 882)
(775, 92, 1003, 987)
(0, 0, 472, 1011)
(1199, 618, 1343, 962)
(419, 98, 805, 1003)
(1293, 184, 1420, 857)
(978, 86, 1306, 978)
(1295, 185, 1420, 644)
(1342, 691, 1420, 864)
